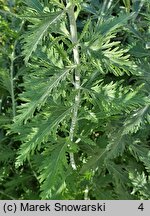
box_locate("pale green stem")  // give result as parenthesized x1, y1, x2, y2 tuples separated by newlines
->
(67, 1, 80, 170)
(10, 42, 17, 118)
(84, 185, 89, 200)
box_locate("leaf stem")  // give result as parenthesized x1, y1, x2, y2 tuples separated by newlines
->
(67, 1, 80, 170)
(10, 42, 16, 118)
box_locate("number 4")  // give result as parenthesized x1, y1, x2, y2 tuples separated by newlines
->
(138, 203, 144, 211)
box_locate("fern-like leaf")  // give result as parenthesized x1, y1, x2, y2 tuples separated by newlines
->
(123, 105, 150, 134)
(22, 11, 63, 63)
(38, 140, 69, 199)
(106, 133, 129, 159)
(15, 105, 72, 167)
(80, 148, 107, 173)
(98, 13, 135, 36)
(129, 142, 150, 172)
(24, 0, 43, 13)
(14, 66, 73, 125)
(106, 162, 129, 186)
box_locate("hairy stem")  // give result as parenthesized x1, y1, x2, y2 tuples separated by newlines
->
(67, 1, 80, 170)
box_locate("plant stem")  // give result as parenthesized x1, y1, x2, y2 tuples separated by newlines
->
(84, 185, 89, 200)
(10, 42, 17, 118)
(67, 1, 80, 170)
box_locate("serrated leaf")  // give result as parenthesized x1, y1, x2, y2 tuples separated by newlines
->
(106, 134, 128, 159)
(80, 148, 107, 173)
(129, 142, 150, 171)
(99, 12, 135, 36)
(14, 66, 73, 125)
(78, 18, 91, 42)
(15, 105, 72, 167)
(107, 162, 129, 185)
(22, 11, 63, 63)
(38, 141, 69, 199)
(123, 105, 150, 134)
(24, 0, 43, 13)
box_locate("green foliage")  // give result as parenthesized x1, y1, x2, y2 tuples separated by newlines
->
(0, 0, 150, 200)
